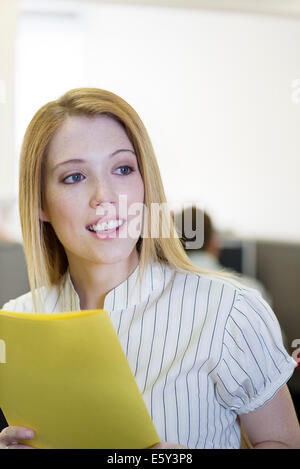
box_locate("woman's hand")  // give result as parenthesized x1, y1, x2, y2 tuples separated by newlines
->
(150, 441, 187, 449)
(0, 426, 36, 449)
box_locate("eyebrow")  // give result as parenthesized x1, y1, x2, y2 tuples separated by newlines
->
(52, 149, 136, 173)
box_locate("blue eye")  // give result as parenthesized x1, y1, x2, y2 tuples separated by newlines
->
(62, 166, 134, 184)
(115, 166, 134, 176)
(63, 173, 84, 184)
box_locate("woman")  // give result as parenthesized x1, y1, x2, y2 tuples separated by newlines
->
(0, 88, 299, 449)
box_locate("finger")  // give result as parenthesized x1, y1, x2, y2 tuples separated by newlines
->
(5, 444, 37, 450)
(148, 441, 167, 449)
(149, 441, 187, 449)
(0, 426, 35, 444)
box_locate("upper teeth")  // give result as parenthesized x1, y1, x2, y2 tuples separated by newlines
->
(89, 219, 123, 232)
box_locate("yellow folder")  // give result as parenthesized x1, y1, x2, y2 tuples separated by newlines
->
(0, 309, 160, 449)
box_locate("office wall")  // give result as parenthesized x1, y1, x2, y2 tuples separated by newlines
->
(8, 2, 300, 245)
(80, 4, 300, 242)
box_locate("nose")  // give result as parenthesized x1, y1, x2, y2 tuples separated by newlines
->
(90, 180, 116, 212)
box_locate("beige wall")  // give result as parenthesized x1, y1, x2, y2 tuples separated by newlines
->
(0, 0, 18, 199)
(9, 1, 300, 244)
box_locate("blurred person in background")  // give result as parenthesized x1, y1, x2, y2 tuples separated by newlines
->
(173, 206, 273, 307)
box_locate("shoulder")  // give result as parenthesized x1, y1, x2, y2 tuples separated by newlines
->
(1, 285, 59, 313)
(1, 290, 36, 313)
(169, 264, 261, 310)
(159, 262, 275, 337)
(168, 264, 293, 355)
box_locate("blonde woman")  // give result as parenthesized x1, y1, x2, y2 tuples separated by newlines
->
(0, 89, 299, 449)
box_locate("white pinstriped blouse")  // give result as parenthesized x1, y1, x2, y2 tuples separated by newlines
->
(2, 259, 297, 448)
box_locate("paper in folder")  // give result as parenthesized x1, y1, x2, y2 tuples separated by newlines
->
(0, 309, 160, 449)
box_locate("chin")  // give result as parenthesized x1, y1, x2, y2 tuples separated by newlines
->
(94, 248, 136, 265)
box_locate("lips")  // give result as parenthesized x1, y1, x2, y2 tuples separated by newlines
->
(86, 217, 125, 229)
(86, 219, 126, 240)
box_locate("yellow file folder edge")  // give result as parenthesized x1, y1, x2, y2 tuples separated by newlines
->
(0, 309, 160, 449)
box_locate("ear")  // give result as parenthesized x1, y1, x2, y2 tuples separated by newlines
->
(39, 207, 50, 223)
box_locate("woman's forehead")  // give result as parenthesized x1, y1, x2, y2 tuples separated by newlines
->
(46, 114, 133, 163)
(54, 114, 127, 141)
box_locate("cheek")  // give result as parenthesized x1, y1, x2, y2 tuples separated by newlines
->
(127, 179, 145, 231)
(46, 190, 80, 224)
(132, 176, 145, 203)
(117, 177, 144, 206)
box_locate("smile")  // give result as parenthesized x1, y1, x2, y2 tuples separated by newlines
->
(86, 220, 126, 240)
(87, 219, 124, 233)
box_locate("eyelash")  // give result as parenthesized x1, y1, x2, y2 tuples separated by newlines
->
(62, 166, 135, 184)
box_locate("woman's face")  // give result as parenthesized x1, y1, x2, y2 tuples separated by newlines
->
(40, 114, 145, 266)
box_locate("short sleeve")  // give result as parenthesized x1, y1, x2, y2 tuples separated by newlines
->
(213, 287, 298, 415)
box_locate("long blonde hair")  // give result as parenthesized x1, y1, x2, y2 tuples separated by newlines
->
(19, 88, 236, 313)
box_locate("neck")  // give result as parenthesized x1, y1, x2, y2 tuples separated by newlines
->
(68, 250, 139, 310)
